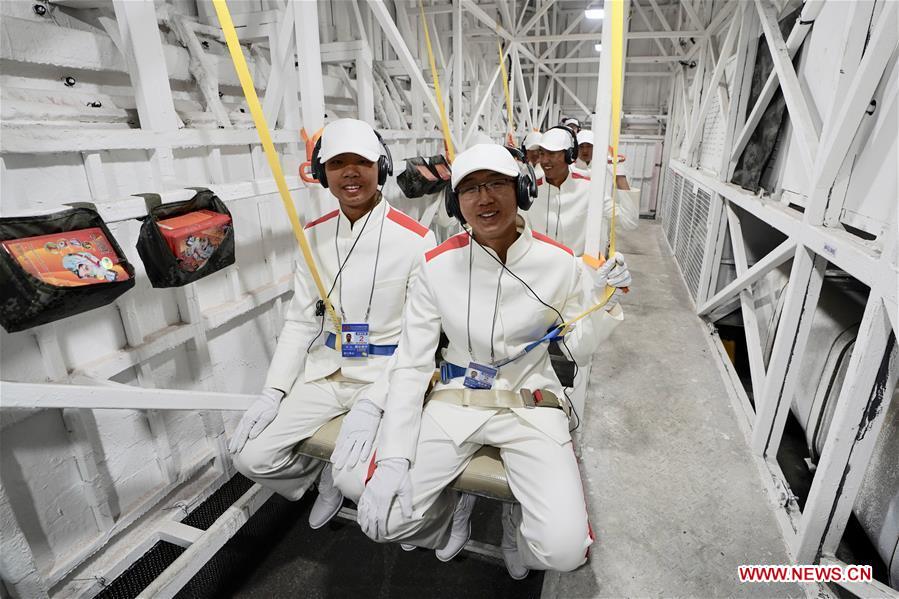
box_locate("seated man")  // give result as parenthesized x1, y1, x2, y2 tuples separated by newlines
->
(574, 129, 633, 191)
(340, 144, 631, 578)
(533, 127, 638, 255)
(229, 118, 435, 529)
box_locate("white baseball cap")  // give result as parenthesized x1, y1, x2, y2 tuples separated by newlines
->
(318, 118, 384, 163)
(523, 131, 543, 150)
(451, 144, 520, 190)
(562, 117, 581, 128)
(577, 130, 594, 146)
(539, 128, 576, 152)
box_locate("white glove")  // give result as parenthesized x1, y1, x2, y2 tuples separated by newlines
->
(331, 399, 382, 470)
(357, 457, 413, 540)
(228, 388, 284, 454)
(593, 252, 631, 311)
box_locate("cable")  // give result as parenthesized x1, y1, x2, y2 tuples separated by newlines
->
(464, 230, 583, 431)
(306, 199, 379, 353)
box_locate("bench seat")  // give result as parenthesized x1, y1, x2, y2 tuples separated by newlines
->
(297, 414, 515, 502)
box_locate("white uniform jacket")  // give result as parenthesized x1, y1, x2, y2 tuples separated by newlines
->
(532, 168, 637, 256)
(378, 217, 623, 462)
(264, 198, 437, 409)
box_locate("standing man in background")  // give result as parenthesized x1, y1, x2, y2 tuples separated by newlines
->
(228, 118, 435, 530)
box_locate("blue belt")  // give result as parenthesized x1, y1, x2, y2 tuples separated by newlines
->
(440, 361, 468, 384)
(325, 332, 397, 356)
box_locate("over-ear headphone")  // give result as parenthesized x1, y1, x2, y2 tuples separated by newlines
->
(548, 125, 578, 165)
(310, 129, 394, 188)
(445, 161, 537, 224)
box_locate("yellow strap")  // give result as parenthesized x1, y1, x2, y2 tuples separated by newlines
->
(608, 0, 625, 257)
(212, 0, 342, 343)
(419, 1, 455, 162)
(564, 0, 626, 334)
(497, 41, 514, 143)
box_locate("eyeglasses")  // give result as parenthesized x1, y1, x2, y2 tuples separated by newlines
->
(457, 179, 514, 200)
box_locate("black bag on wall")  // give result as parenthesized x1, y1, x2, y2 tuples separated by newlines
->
(0, 206, 135, 333)
(136, 188, 235, 288)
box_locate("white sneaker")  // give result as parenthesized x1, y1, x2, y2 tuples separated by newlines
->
(309, 465, 343, 529)
(435, 493, 477, 562)
(400, 543, 416, 551)
(501, 503, 529, 580)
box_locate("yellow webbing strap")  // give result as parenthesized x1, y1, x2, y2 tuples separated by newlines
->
(419, 1, 455, 161)
(498, 41, 514, 145)
(564, 0, 626, 333)
(212, 0, 342, 343)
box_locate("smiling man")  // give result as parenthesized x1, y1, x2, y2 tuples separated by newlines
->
(533, 127, 638, 255)
(346, 144, 631, 579)
(229, 118, 435, 530)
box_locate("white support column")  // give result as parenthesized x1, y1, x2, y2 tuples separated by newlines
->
(584, 0, 618, 258)
(356, 47, 376, 123)
(293, 0, 327, 217)
(453, 0, 463, 142)
(112, 0, 178, 188)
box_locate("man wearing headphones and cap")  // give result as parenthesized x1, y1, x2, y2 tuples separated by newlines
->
(534, 127, 637, 256)
(561, 117, 582, 134)
(573, 129, 632, 192)
(521, 130, 545, 186)
(229, 118, 436, 530)
(338, 144, 631, 578)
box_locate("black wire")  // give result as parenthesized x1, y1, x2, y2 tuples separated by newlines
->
(464, 229, 583, 431)
(305, 200, 378, 353)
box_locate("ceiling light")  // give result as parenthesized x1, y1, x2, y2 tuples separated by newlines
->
(585, 6, 604, 19)
(594, 43, 602, 52)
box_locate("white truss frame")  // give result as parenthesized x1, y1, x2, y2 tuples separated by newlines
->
(662, 1, 899, 596)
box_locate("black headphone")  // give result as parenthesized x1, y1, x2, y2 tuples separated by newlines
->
(548, 125, 578, 165)
(310, 129, 393, 188)
(445, 159, 537, 224)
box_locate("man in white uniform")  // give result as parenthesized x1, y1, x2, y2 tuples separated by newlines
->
(532, 127, 637, 256)
(229, 118, 436, 529)
(521, 131, 543, 175)
(573, 129, 632, 191)
(340, 144, 632, 578)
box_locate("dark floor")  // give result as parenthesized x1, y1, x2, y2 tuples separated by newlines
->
(216, 488, 543, 599)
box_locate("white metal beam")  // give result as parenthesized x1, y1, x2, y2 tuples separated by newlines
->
(366, 0, 457, 147)
(461, 0, 514, 41)
(683, 14, 739, 155)
(518, 30, 702, 42)
(1, 381, 257, 411)
(753, 0, 820, 173)
(519, 0, 558, 36)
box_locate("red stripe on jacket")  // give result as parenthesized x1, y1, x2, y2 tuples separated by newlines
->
(532, 231, 574, 255)
(387, 207, 430, 237)
(425, 233, 470, 262)
(304, 209, 339, 229)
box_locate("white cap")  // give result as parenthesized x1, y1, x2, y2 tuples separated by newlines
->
(539, 128, 575, 152)
(577, 130, 594, 146)
(523, 131, 543, 150)
(562, 117, 580, 127)
(451, 144, 520, 190)
(318, 118, 384, 163)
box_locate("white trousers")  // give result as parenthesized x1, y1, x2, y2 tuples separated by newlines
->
(234, 374, 367, 500)
(333, 405, 593, 572)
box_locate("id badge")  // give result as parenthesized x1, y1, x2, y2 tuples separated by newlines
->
(341, 323, 370, 358)
(463, 361, 497, 389)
